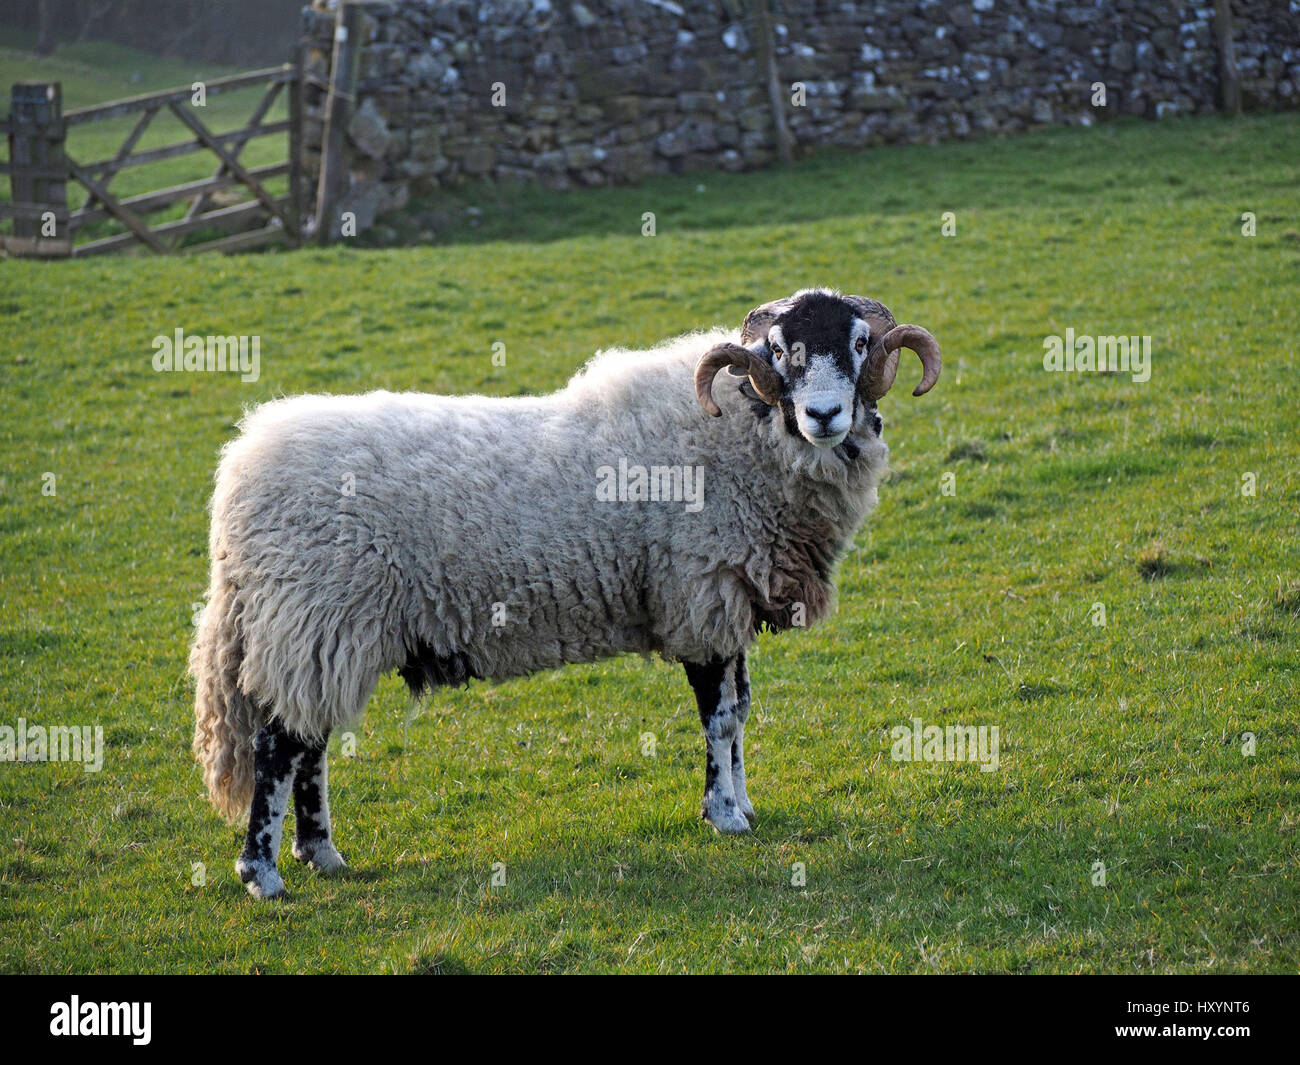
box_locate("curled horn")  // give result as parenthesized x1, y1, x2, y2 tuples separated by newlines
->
(859, 324, 942, 401)
(694, 343, 783, 417)
(848, 296, 942, 402)
(740, 296, 798, 345)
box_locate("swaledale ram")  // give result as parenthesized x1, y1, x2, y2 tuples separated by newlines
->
(191, 288, 941, 897)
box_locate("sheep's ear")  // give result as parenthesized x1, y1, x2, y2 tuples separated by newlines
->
(740, 297, 796, 345)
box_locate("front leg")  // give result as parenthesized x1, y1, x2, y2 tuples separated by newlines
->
(730, 654, 755, 825)
(684, 654, 752, 834)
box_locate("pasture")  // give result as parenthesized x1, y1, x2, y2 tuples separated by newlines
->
(0, 41, 1297, 971)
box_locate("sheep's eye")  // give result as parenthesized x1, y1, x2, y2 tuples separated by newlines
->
(771, 344, 784, 359)
(855, 336, 867, 354)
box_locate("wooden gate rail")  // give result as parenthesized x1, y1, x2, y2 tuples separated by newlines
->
(61, 65, 294, 126)
(1, 61, 303, 258)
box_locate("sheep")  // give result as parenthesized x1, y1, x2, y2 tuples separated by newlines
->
(190, 287, 941, 898)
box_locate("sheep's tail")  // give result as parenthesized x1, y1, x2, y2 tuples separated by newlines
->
(190, 567, 263, 822)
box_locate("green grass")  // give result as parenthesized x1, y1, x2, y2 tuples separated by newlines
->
(0, 65, 1298, 970)
(0, 35, 288, 246)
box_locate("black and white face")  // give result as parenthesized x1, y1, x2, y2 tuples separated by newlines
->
(758, 292, 873, 450)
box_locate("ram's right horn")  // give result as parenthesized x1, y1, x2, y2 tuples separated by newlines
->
(694, 343, 783, 417)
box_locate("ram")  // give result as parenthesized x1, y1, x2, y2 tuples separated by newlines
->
(190, 288, 941, 897)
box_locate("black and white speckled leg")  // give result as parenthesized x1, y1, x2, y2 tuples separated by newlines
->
(291, 732, 346, 873)
(730, 654, 755, 825)
(235, 718, 304, 899)
(684, 655, 751, 834)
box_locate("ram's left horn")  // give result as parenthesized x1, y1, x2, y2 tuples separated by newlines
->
(694, 343, 783, 417)
(858, 324, 942, 402)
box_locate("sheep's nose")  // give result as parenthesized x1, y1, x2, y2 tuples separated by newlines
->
(806, 403, 842, 426)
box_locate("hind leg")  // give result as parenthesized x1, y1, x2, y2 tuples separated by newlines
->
(236, 718, 304, 898)
(291, 732, 346, 873)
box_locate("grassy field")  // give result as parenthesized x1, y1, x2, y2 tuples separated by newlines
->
(0, 43, 1297, 970)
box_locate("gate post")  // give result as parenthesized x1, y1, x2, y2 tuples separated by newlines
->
(314, 1, 363, 244)
(288, 45, 305, 244)
(1212, 0, 1241, 114)
(7, 81, 70, 256)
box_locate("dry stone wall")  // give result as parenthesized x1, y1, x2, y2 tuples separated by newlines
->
(297, 0, 1300, 231)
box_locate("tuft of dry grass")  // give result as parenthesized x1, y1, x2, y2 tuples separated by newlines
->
(946, 439, 988, 463)
(1137, 540, 1172, 580)
(1273, 579, 1300, 617)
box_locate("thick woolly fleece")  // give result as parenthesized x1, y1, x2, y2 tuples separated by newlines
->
(191, 327, 888, 818)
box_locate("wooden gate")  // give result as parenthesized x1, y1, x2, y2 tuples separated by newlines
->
(1, 62, 303, 257)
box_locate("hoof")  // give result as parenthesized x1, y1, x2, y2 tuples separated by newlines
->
(702, 798, 752, 834)
(237, 858, 286, 899)
(293, 840, 347, 874)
